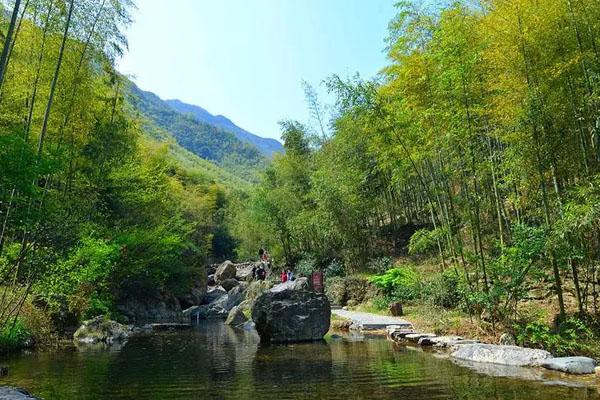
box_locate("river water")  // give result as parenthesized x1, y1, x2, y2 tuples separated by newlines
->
(0, 322, 598, 399)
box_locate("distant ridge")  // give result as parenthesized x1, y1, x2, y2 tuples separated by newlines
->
(165, 99, 284, 157)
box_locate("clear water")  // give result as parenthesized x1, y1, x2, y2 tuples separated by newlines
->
(0, 323, 598, 399)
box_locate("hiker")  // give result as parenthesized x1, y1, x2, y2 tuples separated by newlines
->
(256, 264, 267, 281)
(280, 269, 288, 283)
(287, 269, 294, 281)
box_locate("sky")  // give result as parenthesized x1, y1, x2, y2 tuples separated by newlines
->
(118, 0, 399, 141)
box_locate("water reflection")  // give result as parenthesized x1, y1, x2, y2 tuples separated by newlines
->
(0, 323, 598, 400)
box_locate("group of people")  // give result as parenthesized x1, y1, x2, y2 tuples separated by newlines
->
(251, 248, 295, 283)
(280, 269, 295, 283)
(252, 248, 270, 281)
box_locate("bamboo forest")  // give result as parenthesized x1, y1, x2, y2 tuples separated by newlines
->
(2, 1, 600, 399)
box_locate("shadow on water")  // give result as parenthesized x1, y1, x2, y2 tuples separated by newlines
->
(0, 322, 599, 399)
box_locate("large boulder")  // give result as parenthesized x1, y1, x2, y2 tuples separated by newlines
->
(451, 344, 552, 367)
(221, 278, 240, 292)
(215, 261, 237, 283)
(225, 305, 248, 326)
(236, 262, 257, 281)
(73, 316, 130, 344)
(226, 283, 248, 310)
(252, 289, 330, 343)
(542, 357, 598, 374)
(270, 278, 309, 293)
(202, 286, 227, 305)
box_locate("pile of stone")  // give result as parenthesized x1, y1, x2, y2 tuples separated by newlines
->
(183, 260, 271, 328)
(386, 326, 598, 375)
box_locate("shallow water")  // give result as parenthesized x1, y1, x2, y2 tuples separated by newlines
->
(0, 323, 598, 399)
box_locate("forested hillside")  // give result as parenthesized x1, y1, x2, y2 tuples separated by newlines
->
(128, 83, 267, 181)
(231, 0, 600, 355)
(0, 0, 241, 343)
(166, 99, 284, 158)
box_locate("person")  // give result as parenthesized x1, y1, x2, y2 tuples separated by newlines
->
(256, 264, 266, 281)
(287, 269, 294, 281)
(280, 269, 288, 283)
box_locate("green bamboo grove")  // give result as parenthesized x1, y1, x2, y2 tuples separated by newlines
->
(234, 0, 600, 324)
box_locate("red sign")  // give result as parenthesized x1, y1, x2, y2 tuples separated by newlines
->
(312, 271, 324, 293)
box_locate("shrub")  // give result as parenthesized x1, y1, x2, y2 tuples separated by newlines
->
(514, 318, 594, 356)
(422, 271, 462, 309)
(325, 276, 346, 305)
(324, 259, 346, 278)
(0, 319, 32, 352)
(369, 266, 420, 303)
(366, 257, 393, 274)
(296, 254, 318, 277)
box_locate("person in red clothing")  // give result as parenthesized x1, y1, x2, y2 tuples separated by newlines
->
(280, 269, 288, 283)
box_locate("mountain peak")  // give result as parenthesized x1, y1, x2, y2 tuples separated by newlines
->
(165, 99, 283, 157)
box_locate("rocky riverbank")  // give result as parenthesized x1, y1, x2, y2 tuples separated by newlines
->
(386, 325, 600, 377)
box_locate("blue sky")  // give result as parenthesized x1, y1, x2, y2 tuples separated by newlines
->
(118, 0, 399, 141)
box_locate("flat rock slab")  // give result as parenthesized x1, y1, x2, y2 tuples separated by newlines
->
(331, 310, 412, 331)
(419, 335, 462, 346)
(405, 333, 436, 342)
(452, 344, 552, 367)
(542, 357, 598, 375)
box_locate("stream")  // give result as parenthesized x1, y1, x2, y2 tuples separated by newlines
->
(0, 322, 598, 399)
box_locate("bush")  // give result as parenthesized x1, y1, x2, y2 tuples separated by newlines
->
(422, 271, 462, 309)
(324, 259, 346, 278)
(369, 266, 420, 303)
(325, 276, 346, 305)
(366, 257, 393, 274)
(514, 318, 594, 356)
(296, 254, 318, 277)
(0, 319, 32, 352)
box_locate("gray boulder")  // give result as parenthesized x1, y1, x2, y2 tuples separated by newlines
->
(541, 357, 598, 375)
(451, 344, 552, 367)
(73, 316, 129, 344)
(270, 279, 309, 293)
(0, 387, 39, 399)
(252, 289, 330, 343)
(215, 261, 237, 283)
(221, 278, 240, 292)
(202, 286, 227, 305)
(225, 305, 248, 326)
(226, 283, 248, 310)
(236, 263, 257, 281)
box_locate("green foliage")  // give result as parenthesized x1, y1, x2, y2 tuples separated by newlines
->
(366, 257, 393, 274)
(0, 320, 32, 352)
(296, 254, 318, 277)
(369, 267, 420, 303)
(515, 318, 595, 357)
(324, 259, 346, 278)
(408, 228, 445, 256)
(421, 271, 462, 309)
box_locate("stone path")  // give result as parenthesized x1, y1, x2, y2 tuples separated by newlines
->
(332, 309, 413, 330)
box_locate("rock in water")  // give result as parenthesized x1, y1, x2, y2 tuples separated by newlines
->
(202, 286, 227, 305)
(451, 344, 552, 367)
(252, 289, 330, 343)
(541, 357, 598, 374)
(225, 305, 248, 326)
(0, 387, 39, 399)
(73, 316, 129, 344)
(215, 261, 237, 283)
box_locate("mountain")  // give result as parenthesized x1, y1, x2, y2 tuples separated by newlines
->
(165, 99, 284, 157)
(127, 82, 267, 182)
